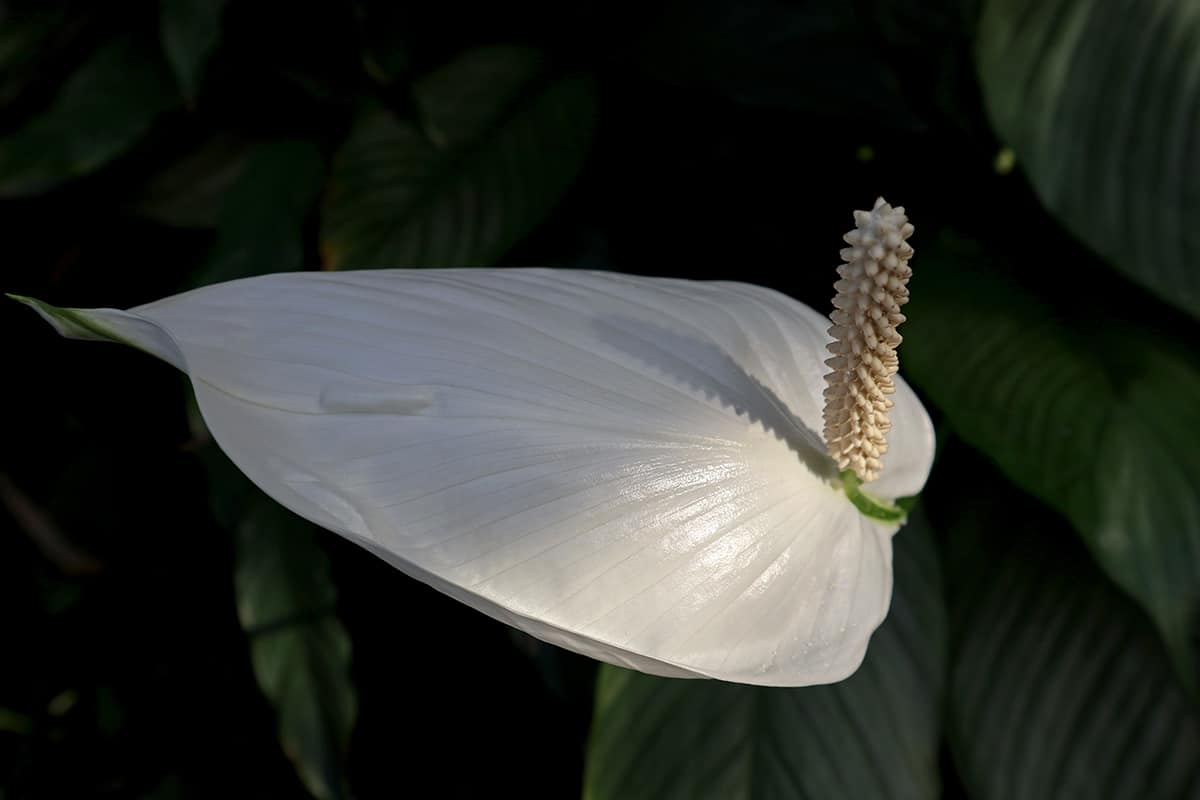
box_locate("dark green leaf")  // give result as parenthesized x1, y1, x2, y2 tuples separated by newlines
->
(903, 234, 1200, 684)
(351, 1, 410, 88)
(0, 707, 32, 735)
(0, 5, 96, 110)
(191, 139, 325, 287)
(620, 0, 921, 127)
(943, 476, 1200, 799)
(233, 485, 356, 800)
(0, 36, 177, 196)
(584, 509, 945, 800)
(976, 0, 1200, 319)
(320, 45, 595, 269)
(125, 131, 255, 229)
(159, 0, 229, 104)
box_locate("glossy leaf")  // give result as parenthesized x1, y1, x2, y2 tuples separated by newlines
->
(230, 470, 356, 800)
(944, 479, 1200, 799)
(320, 45, 596, 269)
(0, 36, 176, 196)
(191, 139, 325, 287)
(160, 0, 229, 104)
(584, 506, 945, 799)
(903, 234, 1200, 683)
(976, 0, 1200, 319)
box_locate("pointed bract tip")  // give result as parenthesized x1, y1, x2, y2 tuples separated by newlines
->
(6, 293, 64, 317)
(7, 293, 67, 325)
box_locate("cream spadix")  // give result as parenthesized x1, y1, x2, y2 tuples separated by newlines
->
(823, 197, 914, 483)
(14, 267, 933, 686)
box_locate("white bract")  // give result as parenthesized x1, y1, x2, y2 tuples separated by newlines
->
(15, 268, 933, 686)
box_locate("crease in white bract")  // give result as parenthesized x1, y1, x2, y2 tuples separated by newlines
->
(10, 258, 933, 687)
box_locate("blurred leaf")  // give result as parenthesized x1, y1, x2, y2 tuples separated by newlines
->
(583, 508, 945, 800)
(220, 2, 363, 105)
(159, 0, 229, 105)
(903, 235, 1200, 685)
(321, 45, 595, 269)
(619, 0, 921, 127)
(350, 1, 410, 88)
(125, 131, 254, 228)
(867, 0, 969, 51)
(0, 472, 101, 576)
(0, 708, 32, 735)
(864, 0, 985, 135)
(191, 139, 325, 287)
(233, 483, 356, 800)
(0, 35, 177, 196)
(509, 629, 598, 706)
(943, 476, 1200, 799)
(976, 0, 1200, 319)
(141, 774, 186, 800)
(0, 5, 96, 110)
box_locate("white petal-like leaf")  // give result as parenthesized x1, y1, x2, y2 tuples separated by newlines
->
(14, 269, 934, 686)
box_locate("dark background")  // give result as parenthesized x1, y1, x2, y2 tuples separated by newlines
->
(3, 1, 1198, 798)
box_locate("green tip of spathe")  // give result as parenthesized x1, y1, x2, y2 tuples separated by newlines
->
(5, 293, 58, 315)
(6, 293, 67, 325)
(4, 293, 107, 342)
(5, 293, 61, 322)
(840, 470, 908, 523)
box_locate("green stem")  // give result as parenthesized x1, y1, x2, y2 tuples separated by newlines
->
(840, 471, 910, 522)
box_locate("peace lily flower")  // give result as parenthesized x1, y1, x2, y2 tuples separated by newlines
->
(11, 199, 932, 687)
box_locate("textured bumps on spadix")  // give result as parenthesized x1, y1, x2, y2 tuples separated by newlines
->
(822, 197, 914, 483)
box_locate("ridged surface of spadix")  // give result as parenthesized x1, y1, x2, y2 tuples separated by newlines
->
(823, 198, 915, 483)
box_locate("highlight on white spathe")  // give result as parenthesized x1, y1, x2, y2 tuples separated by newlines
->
(12, 199, 933, 687)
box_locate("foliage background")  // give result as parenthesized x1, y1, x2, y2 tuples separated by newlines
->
(2, 0, 1198, 797)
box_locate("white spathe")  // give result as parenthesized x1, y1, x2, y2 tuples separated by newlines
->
(22, 269, 934, 686)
